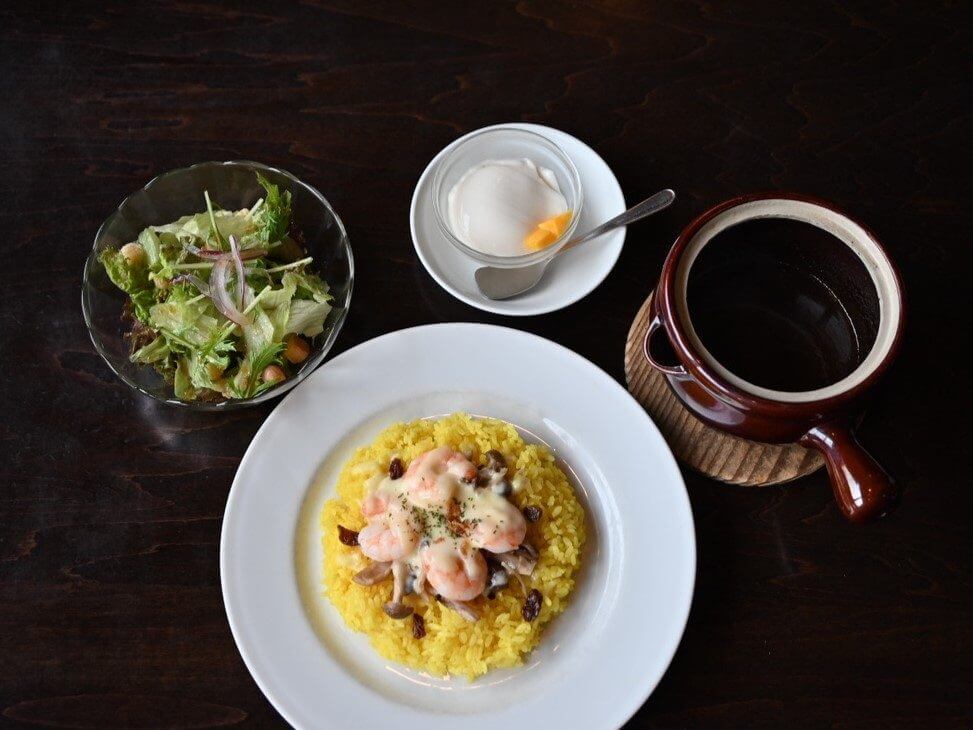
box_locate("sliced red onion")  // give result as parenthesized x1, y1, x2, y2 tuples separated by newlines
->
(171, 274, 211, 296)
(228, 234, 247, 309)
(185, 242, 267, 261)
(185, 243, 225, 260)
(209, 257, 250, 326)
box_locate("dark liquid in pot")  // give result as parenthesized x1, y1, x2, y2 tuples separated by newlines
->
(687, 218, 879, 393)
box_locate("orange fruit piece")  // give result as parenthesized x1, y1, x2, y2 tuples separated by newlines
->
(537, 211, 572, 238)
(524, 227, 556, 251)
(523, 210, 572, 251)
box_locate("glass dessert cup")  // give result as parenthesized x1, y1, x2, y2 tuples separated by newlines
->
(432, 127, 583, 269)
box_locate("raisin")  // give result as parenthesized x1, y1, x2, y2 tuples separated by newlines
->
(337, 525, 359, 546)
(388, 458, 404, 480)
(412, 613, 426, 639)
(522, 589, 542, 622)
(522, 505, 543, 523)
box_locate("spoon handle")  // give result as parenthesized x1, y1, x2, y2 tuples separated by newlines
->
(565, 188, 676, 251)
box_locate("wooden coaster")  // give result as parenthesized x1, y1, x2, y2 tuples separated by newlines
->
(624, 294, 824, 486)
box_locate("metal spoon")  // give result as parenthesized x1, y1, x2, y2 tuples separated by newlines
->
(474, 188, 676, 300)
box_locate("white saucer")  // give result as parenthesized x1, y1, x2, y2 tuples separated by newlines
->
(410, 123, 626, 316)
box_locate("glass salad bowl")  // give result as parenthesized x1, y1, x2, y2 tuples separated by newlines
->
(82, 160, 354, 410)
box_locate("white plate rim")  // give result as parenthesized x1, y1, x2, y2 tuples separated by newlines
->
(409, 123, 626, 316)
(221, 323, 696, 729)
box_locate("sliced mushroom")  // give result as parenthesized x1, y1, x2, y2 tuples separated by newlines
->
(497, 543, 537, 576)
(440, 597, 480, 622)
(485, 565, 509, 599)
(383, 561, 414, 619)
(383, 601, 414, 619)
(352, 561, 392, 585)
(391, 561, 408, 600)
(412, 565, 428, 599)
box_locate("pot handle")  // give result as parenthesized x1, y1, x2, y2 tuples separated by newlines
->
(800, 421, 899, 523)
(643, 315, 686, 376)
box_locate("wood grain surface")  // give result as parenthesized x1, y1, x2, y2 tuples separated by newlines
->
(1, 1, 970, 728)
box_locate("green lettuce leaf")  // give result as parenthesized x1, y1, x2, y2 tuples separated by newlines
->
(242, 305, 276, 356)
(186, 348, 231, 395)
(100, 247, 148, 292)
(130, 336, 170, 364)
(284, 270, 331, 303)
(245, 275, 297, 344)
(135, 229, 163, 270)
(99, 248, 154, 321)
(285, 298, 331, 337)
(173, 357, 198, 400)
(259, 274, 297, 310)
(148, 286, 224, 348)
(152, 209, 257, 251)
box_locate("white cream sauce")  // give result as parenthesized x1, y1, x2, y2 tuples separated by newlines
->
(360, 446, 526, 600)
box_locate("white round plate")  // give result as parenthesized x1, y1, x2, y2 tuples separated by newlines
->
(410, 124, 626, 316)
(221, 323, 695, 730)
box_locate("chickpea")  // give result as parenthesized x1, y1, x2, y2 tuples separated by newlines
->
(283, 334, 311, 364)
(262, 364, 286, 384)
(120, 242, 146, 268)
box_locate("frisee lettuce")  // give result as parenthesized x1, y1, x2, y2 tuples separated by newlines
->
(254, 172, 292, 244)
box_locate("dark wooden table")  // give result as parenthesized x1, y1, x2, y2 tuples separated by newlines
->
(2, 2, 970, 727)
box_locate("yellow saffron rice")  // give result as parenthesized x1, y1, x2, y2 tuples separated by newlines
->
(320, 413, 586, 679)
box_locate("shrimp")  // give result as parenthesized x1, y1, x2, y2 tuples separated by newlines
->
(421, 540, 487, 602)
(471, 505, 527, 554)
(358, 504, 420, 562)
(361, 492, 390, 519)
(403, 446, 476, 508)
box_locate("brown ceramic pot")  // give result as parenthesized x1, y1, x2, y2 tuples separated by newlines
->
(644, 193, 904, 523)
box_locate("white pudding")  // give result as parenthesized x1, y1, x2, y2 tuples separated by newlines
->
(446, 158, 568, 257)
